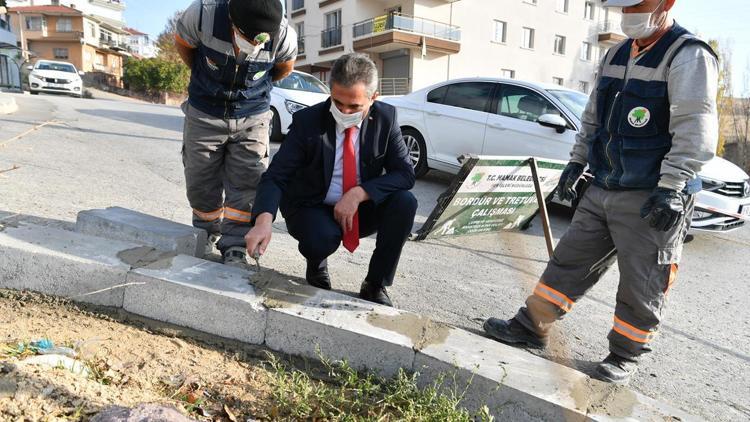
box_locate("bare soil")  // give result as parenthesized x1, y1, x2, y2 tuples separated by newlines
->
(0, 289, 278, 421)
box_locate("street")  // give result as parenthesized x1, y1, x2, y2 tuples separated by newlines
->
(1, 93, 748, 421)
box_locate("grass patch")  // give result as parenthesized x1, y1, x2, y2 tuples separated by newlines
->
(265, 353, 493, 421)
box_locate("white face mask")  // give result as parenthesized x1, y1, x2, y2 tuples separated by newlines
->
(233, 29, 264, 56)
(330, 101, 365, 129)
(620, 0, 667, 40)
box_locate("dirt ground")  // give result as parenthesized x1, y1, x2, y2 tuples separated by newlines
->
(0, 289, 279, 421)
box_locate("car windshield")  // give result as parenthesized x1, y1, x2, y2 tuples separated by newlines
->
(273, 72, 330, 94)
(548, 89, 588, 120)
(37, 62, 76, 73)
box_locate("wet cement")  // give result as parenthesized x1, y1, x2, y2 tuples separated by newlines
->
(366, 312, 451, 351)
(116, 246, 177, 270)
(248, 269, 318, 309)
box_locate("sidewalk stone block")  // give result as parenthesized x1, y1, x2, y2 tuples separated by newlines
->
(124, 255, 267, 344)
(76, 207, 207, 257)
(0, 223, 138, 307)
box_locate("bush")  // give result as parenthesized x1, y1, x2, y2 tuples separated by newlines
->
(123, 58, 189, 95)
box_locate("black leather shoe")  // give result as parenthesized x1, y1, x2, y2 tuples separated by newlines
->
(305, 260, 331, 290)
(359, 281, 393, 307)
(596, 353, 638, 384)
(483, 317, 548, 349)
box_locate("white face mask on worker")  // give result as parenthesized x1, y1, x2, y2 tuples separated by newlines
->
(620, 0, 667, 40)
(330, 102, 364, 129)
(233, 29, 264, 56)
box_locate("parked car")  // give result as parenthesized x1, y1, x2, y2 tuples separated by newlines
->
(27, 60, 84, 98)
(270, 70, 330, 141)
(382, 77, 750, 232)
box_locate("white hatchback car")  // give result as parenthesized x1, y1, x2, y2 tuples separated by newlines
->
(27, 60, 84, 98)
(383, 78, 750, 232)
(270, 70, 330, 141)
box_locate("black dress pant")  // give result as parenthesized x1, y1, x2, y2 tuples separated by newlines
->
(283, 190, 418, 287)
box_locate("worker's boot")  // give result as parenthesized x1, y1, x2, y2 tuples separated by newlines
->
(223, 246, 249, 269)
(596, 353, 638, 384)
(483, 317, 548, 349)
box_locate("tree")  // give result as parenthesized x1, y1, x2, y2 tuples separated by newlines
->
(155, 10, 184, 63)
(709, 39, 732, 156)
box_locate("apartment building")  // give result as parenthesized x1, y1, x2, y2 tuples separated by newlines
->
(124, 27, 157, 58)
(8, 3, 129, 85)
(0, 7, 22, 89)
(288, 0, 625, 95)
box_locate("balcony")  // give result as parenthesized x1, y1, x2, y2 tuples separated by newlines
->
(27, 30, 85, 41)
(353, 13, 460, 55)
(320, 26, 342, 53)
(90, 0, 127, 11)
(598, 20, 627, 45)
(99, 37, 127, 51)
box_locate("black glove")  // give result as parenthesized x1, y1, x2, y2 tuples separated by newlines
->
(556, 162, 585, 202)
(640, 187, 687, 232)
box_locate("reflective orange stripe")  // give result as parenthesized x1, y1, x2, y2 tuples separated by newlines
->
(175, 33, 194, 48)
(224, 207, 252, 223)
(193, 207, 223, 222)
(666, 264, 678, 293)
(613, 316, 654, 344)
(533, 282, 574, 312)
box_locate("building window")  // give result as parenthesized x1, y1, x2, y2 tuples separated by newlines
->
(501, 69, 516, 79)
(579, 81, 590, 93)
(554, 35, 566, 55)
(53, 48, 69, 59)
(522, 27, 534, 49)
(88, 22, 96, 38)
(493, 20, 507, 43)
(322, 10, 342, 48)
(291, 0, 304, 11)
(553, 77, 564, 86)
(25, 16, 43, 31)
(581, 42, 593, 61)
(556, 0, 569, 13)
(295, 22, 305, 54)
(56, 17, 72, 32)
(584, 1, 595, 20)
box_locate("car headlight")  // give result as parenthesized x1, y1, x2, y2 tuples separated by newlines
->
(284, 100, 307, 115)
(700, 177, 726, 192)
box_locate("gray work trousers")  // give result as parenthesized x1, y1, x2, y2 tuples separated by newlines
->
(181, 102, 271, 253)
(515, 184, 694, 360)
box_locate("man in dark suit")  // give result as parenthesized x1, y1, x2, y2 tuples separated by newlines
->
(244, 53, 417, 306)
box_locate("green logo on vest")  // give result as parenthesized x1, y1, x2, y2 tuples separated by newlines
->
(628, 107, 651, 128)
(253, 70, 267, 81)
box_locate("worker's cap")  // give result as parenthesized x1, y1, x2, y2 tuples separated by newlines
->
(228, 0, 283, 38)
(601, 0, 644, 7)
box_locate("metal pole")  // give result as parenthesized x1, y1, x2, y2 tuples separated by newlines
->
(529, 158, 555, 258)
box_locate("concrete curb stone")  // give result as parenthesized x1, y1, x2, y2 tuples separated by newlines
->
(0, 95, 17, 115)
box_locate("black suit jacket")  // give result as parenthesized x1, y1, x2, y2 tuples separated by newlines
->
(252, 99, 416, 221)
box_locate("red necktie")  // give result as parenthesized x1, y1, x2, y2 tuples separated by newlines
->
(342, 127, 359, 253)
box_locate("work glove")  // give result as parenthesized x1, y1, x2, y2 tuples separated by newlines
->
(640, 187, 687, 232)
(556, 162, 585, 202)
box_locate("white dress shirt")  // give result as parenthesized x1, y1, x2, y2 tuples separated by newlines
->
(324, 121, 362, 205)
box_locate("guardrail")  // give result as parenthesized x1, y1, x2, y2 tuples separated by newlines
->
(353, 13, 461, 42)
(321, 27, 342, 49)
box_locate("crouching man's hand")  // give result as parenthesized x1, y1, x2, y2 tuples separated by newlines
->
(245, 213, 274, 256)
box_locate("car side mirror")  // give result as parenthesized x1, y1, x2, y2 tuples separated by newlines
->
(538, 114, 568, 134)
(26, 65, 34, 71)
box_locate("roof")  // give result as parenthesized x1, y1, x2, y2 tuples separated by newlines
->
(9, 5, 82, 15)
(124, 27, 147, 36)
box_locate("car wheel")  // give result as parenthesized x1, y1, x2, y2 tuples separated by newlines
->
(402, 128, 429, 178)
(30, 90, 39, 95)
(269, 108, 283, 142)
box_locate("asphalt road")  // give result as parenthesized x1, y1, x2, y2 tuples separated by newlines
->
(1, 93, 748, 421)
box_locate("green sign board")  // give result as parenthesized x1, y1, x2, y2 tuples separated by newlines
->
(414, 156, 566, 240)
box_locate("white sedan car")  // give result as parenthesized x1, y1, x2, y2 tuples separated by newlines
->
(27, 60, 84, 98)
(270, 70, 330, 141)
(383, 77, 750, 232)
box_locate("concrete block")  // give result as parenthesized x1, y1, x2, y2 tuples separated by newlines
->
(0, 95, 17, 115)
(76, 207, 207, 257)
(0, 223, 141, 307)
(414, 327, 699, 421)
(124, 255, 267, 344)
(262, 277, 417, 378)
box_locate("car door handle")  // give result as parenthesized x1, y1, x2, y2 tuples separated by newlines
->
(426, 110, 441, 116)
(488, 122, 505, 130)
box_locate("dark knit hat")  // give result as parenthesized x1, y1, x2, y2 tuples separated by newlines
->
(229, 0, 283, 36)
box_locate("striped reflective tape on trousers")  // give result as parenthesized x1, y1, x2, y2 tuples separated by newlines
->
(533, 282, 574, 313)
(223, 207, 252, 223)
(613, 316, 655, 344)
(193, 207, 224, 222)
